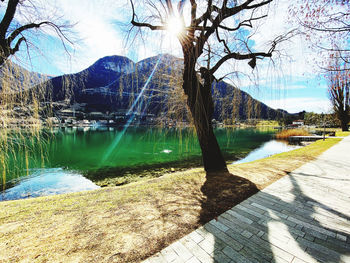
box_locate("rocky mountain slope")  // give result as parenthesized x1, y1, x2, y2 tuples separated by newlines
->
(41, 54, 288, 123)
(0, 61, 49, 92)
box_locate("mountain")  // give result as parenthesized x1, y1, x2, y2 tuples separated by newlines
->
(0, 61, 49, 92)
(40, 54, 288, 123)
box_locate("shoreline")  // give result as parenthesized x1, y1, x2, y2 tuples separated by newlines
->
(1, 137, 301, 200)
(0, 138, 343, 262)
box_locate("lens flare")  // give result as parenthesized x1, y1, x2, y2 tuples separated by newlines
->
(166, 16, 184, 36)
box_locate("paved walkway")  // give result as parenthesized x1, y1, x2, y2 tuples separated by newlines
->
(144, 136, 350, 263)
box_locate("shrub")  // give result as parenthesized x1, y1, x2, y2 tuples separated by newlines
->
(276, 129, 310, 139)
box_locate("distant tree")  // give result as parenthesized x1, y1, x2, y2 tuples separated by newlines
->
(297, 110, 306, 121)
(327, 57, 350, 131)
(130, 0, 293, 172)
(304, 112, 338, 127)
(0, 0, 72, 66)
(291, 1, 349, 130)
(304, 112, 320, 126)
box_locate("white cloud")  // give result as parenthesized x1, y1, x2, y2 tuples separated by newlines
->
(6, 0, 335, 118)
(246, 0, 320, 79)
(263, 97, 332, 114)
(10, 0, 341, 103)
(198, 0, 326, 92)
(53, 0, 187, 71)
(130, 30, 183, 62)
(271, 85, 305, 90)
(13, 0, 317, 77)
(28, 0, 129, 73)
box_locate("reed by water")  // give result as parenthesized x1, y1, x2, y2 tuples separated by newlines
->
(275, 129, 310, 139)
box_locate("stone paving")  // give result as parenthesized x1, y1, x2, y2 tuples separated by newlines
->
(143, 136, 350, 263)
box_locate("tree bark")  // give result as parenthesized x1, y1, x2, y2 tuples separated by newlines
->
(341, 123, 348, 131)
(129, 0, 278, 174)
(182, 51, 227, 173)
(339, 113, 349, 131)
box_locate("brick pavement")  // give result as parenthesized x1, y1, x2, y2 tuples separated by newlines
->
(144, 136, 350, 263)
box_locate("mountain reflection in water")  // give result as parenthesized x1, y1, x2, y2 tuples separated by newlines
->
(0, 168, 99, 201)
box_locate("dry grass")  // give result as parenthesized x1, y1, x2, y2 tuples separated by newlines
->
(0, 138, 341, 263)
(275, 128, 310, 139)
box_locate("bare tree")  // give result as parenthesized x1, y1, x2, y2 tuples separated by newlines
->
(0, 0, 73, 66)
(130, 0, 291, 172)
(291, 0, 350, 71)
(0, 0, 75, 128)
(328, 55, 350, 131)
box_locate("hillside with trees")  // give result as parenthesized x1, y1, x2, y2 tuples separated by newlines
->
(37, 54, 289, 125)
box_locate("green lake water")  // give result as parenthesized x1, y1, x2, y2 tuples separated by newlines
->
(0, 126, 276, 200)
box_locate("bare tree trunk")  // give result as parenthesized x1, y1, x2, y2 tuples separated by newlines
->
(195, 120, 228, 173)
(130, 0, 280, 173)
(339, 113, 349, 131)
(341, 123, 348, 131)
(182, 52, 227, 173)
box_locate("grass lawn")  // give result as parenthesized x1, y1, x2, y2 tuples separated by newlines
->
(312, 127, 350, 138)
(0, 138, 341, 262)
(336, 131, 350, 137)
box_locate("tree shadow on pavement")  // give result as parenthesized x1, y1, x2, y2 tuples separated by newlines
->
(199, 171, 350, 263)
(199, 171, 259, 224)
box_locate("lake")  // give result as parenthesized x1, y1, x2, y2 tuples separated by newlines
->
(0, 126, 295, 201)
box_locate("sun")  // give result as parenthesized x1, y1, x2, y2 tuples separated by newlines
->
(166, 16, 184, 36)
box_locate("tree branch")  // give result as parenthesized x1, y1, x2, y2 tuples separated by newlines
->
(246, 0, 273, 10)
(0, 0, 19, 38)
(7, 21, 47, 44)
(210, 51, 272, 75)
(218, 14, 268, 31)
(193, 4, 219, 27)
(302, 21, 350, 33)
(130, 0, 166, 31)
(197, 0, 273, 57)
(10, 36, 25, 54)
(215, 28, 230, 53)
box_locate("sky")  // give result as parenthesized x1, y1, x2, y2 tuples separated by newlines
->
(7, 0, 344, 114)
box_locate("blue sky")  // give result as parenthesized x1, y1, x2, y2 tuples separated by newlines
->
(8, 0, 341, 114)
